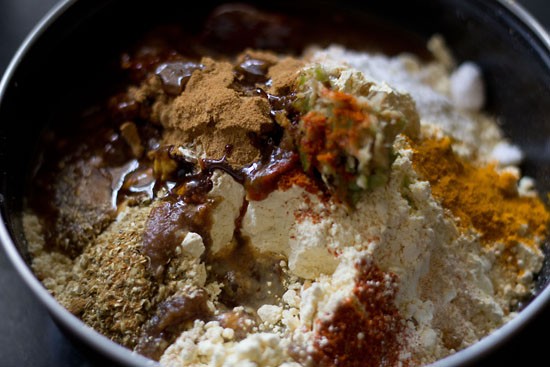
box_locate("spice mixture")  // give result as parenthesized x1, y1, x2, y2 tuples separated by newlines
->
(23, 4, 549, 367)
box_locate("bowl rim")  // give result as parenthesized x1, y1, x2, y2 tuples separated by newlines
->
(1, 0, 549, 366)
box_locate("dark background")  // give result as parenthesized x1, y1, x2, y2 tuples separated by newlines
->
(1, 0, 550, 366)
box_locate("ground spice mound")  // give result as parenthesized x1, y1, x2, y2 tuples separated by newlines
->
(268, 56, 305, 94)
(233, 49, 305, 94)
(411, 135, 550, 255)
(160, 57, 273, 165)
(56, 206, 156, 348)
(312, 259, 406, 367)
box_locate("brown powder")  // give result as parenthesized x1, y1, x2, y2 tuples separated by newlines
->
(127, 50, 304, 167)
(160, 57, 272, 166)
(268, 56, 305, 94)
(55, 205, 157, 348)
(234, 49, 304, 94)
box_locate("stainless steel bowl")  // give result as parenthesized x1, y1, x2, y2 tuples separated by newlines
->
(1, 0, 550, 366)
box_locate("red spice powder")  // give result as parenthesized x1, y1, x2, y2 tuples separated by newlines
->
(322, 89, 371, 156)
(296, 88, 376, 205)
(278, 168, 331, 202)
(278, 168, 323, 194)
(311, 259, 407, 367)
(293, 194, 323, 224)
(299, 111, 329, 172)
(278, 168, 331, 224)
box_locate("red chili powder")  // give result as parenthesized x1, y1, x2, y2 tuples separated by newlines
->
(311, 259, 408, 367)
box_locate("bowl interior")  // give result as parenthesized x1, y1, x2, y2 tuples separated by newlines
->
(1, 0, 550, 366)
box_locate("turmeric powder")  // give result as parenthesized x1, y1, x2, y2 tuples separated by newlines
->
(411, 136, 550, 256)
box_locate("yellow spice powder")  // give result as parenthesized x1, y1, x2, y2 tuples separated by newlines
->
(411, 136, 550, 258)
